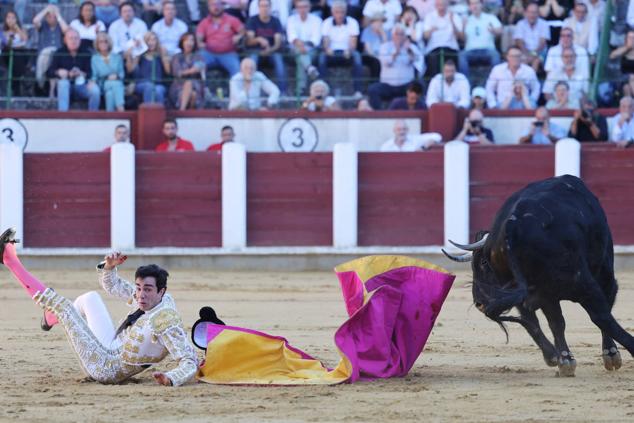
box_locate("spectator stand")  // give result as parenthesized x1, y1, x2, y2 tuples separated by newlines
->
(2, 1, 633, 112)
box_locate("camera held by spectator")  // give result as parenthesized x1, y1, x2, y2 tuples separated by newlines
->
(518, 107, 567, 145)
(456, 109, 495, 145)
(568, 98, 608, 142)
(301, 80, 340, 112)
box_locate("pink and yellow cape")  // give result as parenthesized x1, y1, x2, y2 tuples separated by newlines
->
(196, 255, 455, 385)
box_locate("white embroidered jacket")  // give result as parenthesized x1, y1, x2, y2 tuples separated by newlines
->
(98, 267, 198, 386)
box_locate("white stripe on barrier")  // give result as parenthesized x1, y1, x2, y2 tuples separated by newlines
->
(0, 142, 23, 247)
(444, 141, 470, 248)
(222, 143, 247, 248)
(333, 143, 358, 248)
(110, 143, 136, 250)
(555, 138, 581, 177)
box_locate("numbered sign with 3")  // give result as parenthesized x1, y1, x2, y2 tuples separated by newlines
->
(0, 118, 28, 151)
(277, 118, 319, 152)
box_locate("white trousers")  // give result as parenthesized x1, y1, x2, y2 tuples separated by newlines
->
(72, 291, 118, 348)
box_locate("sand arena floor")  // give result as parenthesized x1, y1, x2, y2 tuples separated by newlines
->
(1, 267, 634, 422)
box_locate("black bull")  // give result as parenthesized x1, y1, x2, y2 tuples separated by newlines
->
(443, 175, 634, 376)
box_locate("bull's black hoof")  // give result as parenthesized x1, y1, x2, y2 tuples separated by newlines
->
(544, 355, 559, 367)
(556, 351, 576, 377)
(602, 347, 622, 371)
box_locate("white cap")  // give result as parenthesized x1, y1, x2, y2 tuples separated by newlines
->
(471, 86, 486, 99)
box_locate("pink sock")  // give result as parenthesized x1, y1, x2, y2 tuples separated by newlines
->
(3, 242, 48, 298)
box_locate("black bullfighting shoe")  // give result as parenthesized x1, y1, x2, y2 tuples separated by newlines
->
(40, 311, 53, 331)
(0, 227, 19, 265)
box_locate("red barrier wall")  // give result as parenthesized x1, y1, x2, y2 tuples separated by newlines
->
(247, 153, 333, 246)
(469, 146, 555, 240)
(135, 152, 221, 247)
(18, 146, 634, 248)
(358, 150, 444, 245)
(581, 145, 634, 244)
(23, 153, 110, 247)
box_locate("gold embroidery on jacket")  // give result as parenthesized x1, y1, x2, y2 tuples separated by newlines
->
(151, 309, 182, 333)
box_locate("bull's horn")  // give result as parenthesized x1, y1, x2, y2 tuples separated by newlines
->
(448, 233, 489, 251)
(441, 249, 472, 262)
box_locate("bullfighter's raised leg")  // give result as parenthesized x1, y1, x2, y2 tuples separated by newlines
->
(0, 228, 59, 328)
(540, 301, 576, 377)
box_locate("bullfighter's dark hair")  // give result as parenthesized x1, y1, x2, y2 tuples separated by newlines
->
(135, 264, 169, 292)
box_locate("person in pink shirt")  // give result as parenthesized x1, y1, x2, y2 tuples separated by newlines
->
(196, 0, 245, 76)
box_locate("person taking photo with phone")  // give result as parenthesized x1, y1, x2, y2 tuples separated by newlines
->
(519, 106, 567, 145)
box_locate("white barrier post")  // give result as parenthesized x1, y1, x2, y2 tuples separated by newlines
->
(110, 143, 135, 250)
(0, 142, 23, 246)
(222, 143, 247, 248)
(444, 141, 470, 248)
(333, 143, 358, 248)
(555, 138, 581, 177)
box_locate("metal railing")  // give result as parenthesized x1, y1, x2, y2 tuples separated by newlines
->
(589, 0, 615, 102)
(0, 46, 627, 111)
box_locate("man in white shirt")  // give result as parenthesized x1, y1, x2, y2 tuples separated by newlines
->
(426, 60, 471, 108)
(563, 1, 598, 56)
(544, 27, 590, 78)
(151, 1, 188, 56)
(542, 47, 588, 105)
(513, 2, 550, 70)
(318, 1, 364, 95)
(380, 120, 437, 151)
(362, 0, 402, 32)
(367, 24, 420, 109)
(610, 96, 634, 147)
(108, 2, 149, 54)
(287, 0, 322, 92)
(423, 0, 462, 76)
(485, 46, 540, 108)
(458, 0, 502, 78)
(229, 57, 280, 110)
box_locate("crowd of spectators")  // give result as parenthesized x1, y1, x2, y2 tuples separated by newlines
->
(1, 0, 634, 145)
